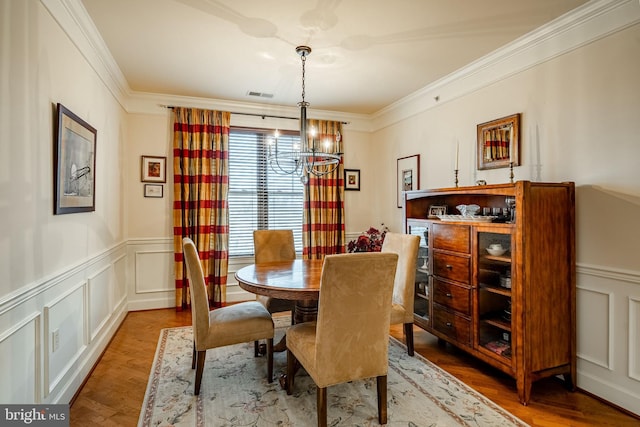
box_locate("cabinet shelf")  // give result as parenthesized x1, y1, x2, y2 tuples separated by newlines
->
(480, 284, 512, 297)
(482, 254, 511, 263)
(481, 341, 512, 359)
(482, 315, 511, 332)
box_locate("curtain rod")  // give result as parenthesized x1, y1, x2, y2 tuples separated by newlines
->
(161, 105, 349, 124)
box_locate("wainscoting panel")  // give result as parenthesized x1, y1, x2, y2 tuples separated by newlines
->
(0, 243, 127, 404)
(0, 312, 41, 403)
(43, 282, 87, 397)
(576, 264, 640, 417)
(629, 296, 640, 381)
(576, 286, 612, 369)
(113, 254, 127, 309)
(127, 239, 175, 310)
(88, 264, 112, 342)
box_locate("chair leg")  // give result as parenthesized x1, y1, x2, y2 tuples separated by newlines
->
(286, 349, 295, 395)
(267, 338, 274, 383)
(191, 341, 196, 369)
(377, 375, 387, 425)
(317, 386, 327, 427)
(194, 350, 207, 395)
(404, 323, 415, 356)
(254, 340, 259, 357)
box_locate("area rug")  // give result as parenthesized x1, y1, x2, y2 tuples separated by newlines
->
(139, 317, 528, 426)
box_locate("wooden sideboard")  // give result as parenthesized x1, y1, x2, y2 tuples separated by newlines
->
(404, 181, 576, 405)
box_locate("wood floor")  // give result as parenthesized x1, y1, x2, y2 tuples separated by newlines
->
(70, 308, 639, 426)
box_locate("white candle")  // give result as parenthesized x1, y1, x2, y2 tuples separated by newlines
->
(455, 140, 459, 170)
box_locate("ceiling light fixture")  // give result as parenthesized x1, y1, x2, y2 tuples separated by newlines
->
(267, 45, 341, 184)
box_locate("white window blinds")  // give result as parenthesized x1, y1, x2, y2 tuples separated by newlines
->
(228, 127, 304, 256)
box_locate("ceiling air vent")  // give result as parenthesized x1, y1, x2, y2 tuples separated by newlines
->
(247, 91, 274, 99)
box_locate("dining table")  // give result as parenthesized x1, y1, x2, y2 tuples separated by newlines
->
(235, 258, 324, 326)
(235, 258, 324, 389)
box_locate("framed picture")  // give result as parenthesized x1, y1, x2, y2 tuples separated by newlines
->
(141, 155, 166, 182)
(344, 169, 360, 191)
(477, 113, 521, 170)
(428, 205, 447, 218)
(397, 154, 420, 208)
(54, 103, 97, 215)
(144, 184, 164, 198)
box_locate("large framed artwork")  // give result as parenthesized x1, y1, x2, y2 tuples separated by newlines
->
(54, 103, 97, 215)
(477, 113, 521, 170)
(397, 154, 420, 208)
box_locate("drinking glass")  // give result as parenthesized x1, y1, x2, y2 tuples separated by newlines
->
(505, 197, 516, 223)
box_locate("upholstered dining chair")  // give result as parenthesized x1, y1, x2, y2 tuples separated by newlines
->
(182, 237, 275, 395)
(382, 232, 421, 356)
(253, 229, 297, 316)
(286, 252, 399, 427)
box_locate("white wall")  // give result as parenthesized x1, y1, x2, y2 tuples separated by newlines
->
(371, 20, 640, 416)
(0, 0, 128, 403)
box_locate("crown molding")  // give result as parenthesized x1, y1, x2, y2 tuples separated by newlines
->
(43, 0, 639, 133)
(371, 0, 640, 131)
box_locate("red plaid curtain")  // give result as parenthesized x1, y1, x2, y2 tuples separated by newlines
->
(303, 119, 345, 259)
(172, 107, 230, 310)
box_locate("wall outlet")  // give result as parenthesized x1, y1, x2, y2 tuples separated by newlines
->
(52, 329, 60, 353)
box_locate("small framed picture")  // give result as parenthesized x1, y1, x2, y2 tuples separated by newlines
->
(144, 184, 163, 198)
(344, 169, 360, 191)
(397, 154, 420, 208)
(141, 155, 166, 183)
(428, 205, 447, 218)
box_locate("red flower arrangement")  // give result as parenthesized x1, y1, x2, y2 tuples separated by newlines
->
(347, 225, 389, 253)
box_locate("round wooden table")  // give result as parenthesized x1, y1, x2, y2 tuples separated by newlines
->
(235, 259, 324, 389)
(235, 259, 323, 324)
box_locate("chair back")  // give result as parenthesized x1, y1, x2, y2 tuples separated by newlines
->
(314, 252, 398, 386)
(382, 232, 420, 324)
(253, 229, 296, 263)
(182, 237, 211, 348)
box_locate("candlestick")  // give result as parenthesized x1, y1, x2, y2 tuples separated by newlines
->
(509, 162, 514, 184)
(454, 169, 459, 188)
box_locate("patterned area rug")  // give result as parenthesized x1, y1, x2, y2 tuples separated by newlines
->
(139, 318, 528, 426)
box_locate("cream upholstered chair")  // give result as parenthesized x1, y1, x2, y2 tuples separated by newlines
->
(286, 252, 398, 427)
(253, 229, 297, 315)
(382, 232, 420, 356)
(182, 237, 275, 395)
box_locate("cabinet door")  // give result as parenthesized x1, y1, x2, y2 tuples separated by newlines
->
(407, 221, 430, 329)
(475, 230, 513, 362)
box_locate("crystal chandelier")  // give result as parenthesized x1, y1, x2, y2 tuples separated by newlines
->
(267, 46, 341, 184)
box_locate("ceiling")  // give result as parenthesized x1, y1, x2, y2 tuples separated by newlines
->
(80, 0, 589, 115)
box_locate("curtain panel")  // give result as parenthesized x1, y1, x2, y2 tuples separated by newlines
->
(303, 119, 345, 259)
(172, 107, 230, 310)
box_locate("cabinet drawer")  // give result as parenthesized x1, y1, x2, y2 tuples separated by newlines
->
(432, 223, 470, 253)
(433, 252, 470, 283)
(433, 279, 471, 315)
(432, 304, 471, 346)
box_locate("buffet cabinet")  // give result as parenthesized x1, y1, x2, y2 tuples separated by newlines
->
(404, 181, 575, 405)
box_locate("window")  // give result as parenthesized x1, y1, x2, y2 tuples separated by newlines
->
(228, 127, 304, 256)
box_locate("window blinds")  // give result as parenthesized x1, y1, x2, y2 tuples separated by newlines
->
(228, 127, 304, 256)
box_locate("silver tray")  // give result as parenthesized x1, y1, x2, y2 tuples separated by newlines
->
(437, 214, 496, 222)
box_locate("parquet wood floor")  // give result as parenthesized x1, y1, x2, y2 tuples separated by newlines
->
(69, 309, 639, 426)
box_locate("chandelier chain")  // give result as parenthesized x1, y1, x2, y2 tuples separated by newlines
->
(301, 54, 306, 104)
